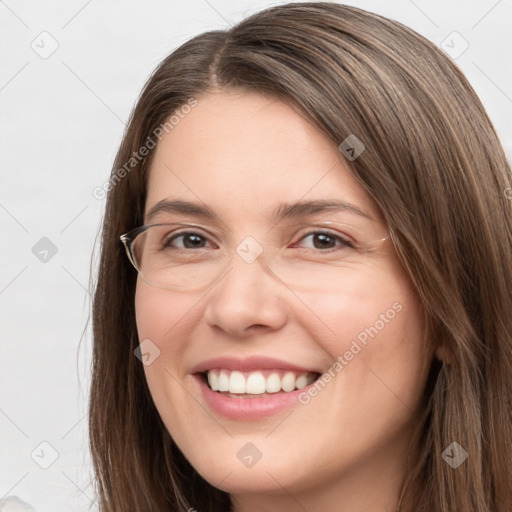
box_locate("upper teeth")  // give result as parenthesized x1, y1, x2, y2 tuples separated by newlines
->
(206, 369, 316, 394)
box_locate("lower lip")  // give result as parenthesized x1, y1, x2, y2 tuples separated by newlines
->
(194, 374, 313, 421)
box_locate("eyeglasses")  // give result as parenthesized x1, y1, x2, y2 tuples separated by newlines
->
(120, 221, 390, 293)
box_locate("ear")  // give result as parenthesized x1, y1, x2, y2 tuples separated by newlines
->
(435, 343, 451, 364)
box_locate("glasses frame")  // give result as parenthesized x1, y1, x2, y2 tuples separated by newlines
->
(121, 222, 228, 273)
(120, 221, 391, 289)
(120, 225, 153, 272)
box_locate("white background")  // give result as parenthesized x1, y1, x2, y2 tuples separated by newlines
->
(1, 1, 511, 510)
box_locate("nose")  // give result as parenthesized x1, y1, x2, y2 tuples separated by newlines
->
(202, 250, 289, 338)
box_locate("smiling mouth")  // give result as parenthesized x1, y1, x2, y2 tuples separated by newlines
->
(200, 369, 321, 397)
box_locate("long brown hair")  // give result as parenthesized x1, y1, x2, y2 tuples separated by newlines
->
(89, 3, 512, 510)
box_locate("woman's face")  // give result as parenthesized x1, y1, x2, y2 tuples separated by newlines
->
(135, 90, 431, 506)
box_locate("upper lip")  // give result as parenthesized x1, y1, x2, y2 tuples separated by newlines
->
(191, 356, 321, 374)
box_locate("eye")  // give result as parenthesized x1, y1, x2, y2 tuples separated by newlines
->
(293, 230, 354, 251)
(164, 231, 214, 250)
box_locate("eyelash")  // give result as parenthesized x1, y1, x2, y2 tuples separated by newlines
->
(292, 230, 354, 250)
(164, 229, 354, 252)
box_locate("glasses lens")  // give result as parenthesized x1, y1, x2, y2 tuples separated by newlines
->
(130, 224, 231, 291)
(129, 222, 389, 292)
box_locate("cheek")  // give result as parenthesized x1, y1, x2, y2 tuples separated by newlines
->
(298, 255, 421, 356)
(135, 284, 170, 340)
(292, 286, 428, 480)
(134, 281, 194, 403)
(134, 281, 213, 441)
(301, 255, 429, 415)
(324, 287, 428, 417)
(134, 280, 197, 358)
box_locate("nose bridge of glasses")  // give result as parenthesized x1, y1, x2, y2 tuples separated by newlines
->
(220, 232, 288, 285)
(219, 234, 272, 284)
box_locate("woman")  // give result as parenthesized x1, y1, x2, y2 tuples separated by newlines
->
(89, 2, 512, 511)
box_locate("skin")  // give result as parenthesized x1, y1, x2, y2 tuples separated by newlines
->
(135, 89, 433, 512)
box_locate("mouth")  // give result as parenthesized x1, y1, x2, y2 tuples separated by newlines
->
(200, 369, 321, 398)
(191, 356, 324, 420)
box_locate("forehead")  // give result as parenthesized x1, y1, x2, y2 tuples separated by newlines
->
(145, 90, 383, 225)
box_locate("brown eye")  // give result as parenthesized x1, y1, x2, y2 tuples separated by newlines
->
(295, 231, 353, 251)
(165, 232, 211, 249)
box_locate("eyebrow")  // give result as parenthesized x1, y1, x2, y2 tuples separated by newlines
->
(273, 199, 373, 221)
(145, 198, 374, 223)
